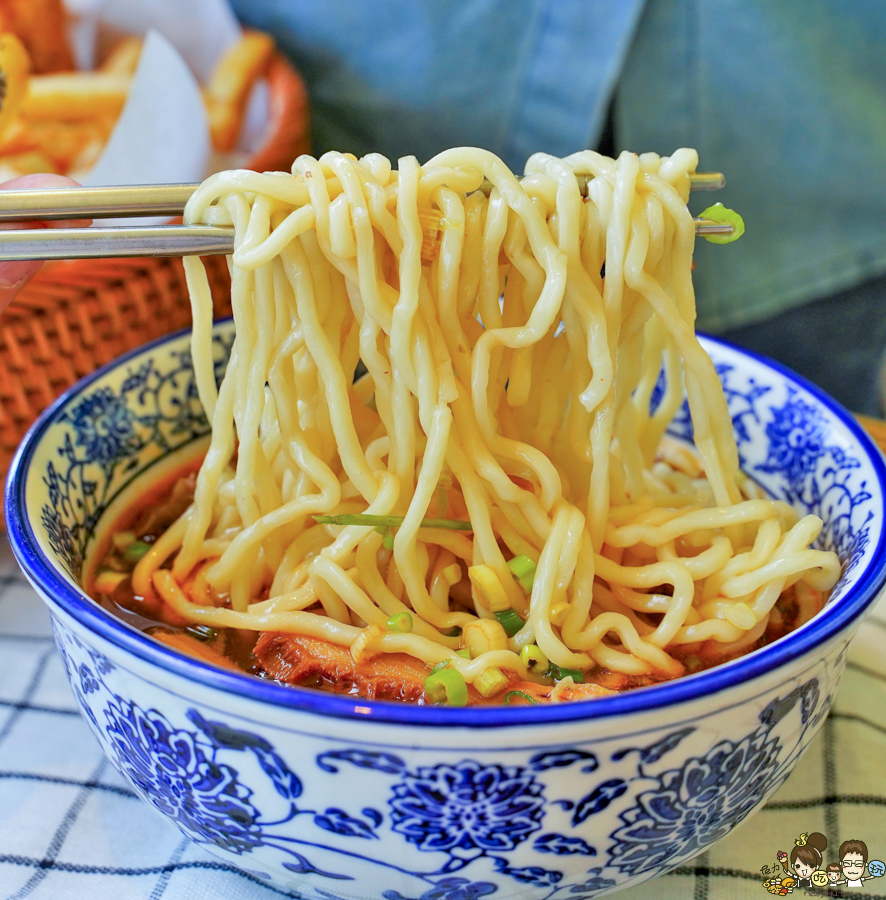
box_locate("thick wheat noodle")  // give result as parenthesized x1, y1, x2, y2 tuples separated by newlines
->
(656, 535, 733, 579)
(135, 147, 840, 700)
(606, 499, 779, 547)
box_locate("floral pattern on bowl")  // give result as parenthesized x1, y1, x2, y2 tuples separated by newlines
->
(53, 617, 837, 899)
(8, 322, 886, 898)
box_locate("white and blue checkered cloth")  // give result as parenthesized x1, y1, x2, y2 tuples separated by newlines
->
(1, 534, 884, 900)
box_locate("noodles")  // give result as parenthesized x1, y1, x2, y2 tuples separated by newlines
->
(131, 147, 840, 701)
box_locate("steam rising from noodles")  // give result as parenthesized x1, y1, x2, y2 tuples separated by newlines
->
(132, 147, 840, 697)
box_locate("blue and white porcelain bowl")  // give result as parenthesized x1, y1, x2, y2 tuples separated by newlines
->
(6, 321, 886, 899)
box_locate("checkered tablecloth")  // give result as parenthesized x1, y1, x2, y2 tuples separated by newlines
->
(1, 535, 884, 900)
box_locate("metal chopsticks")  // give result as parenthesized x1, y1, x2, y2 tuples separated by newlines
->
(0, 173, 730, 261)
(0, 225, 236, 261)
(0, 173, 726, 222)
(0, 183, 200, 222)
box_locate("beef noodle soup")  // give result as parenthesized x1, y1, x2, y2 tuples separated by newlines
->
(87, 147, 839, 706)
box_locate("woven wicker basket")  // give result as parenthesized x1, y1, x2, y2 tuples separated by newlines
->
(0, 53, 309, 489)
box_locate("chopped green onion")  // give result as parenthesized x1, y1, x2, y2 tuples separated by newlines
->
(111, 530, 136, 551)
(505, 690, 539, 705)
(375, 525, 396, 549)
(507, 555, 537, 592)
(445, 627, 462, 637)
(431, 481, 450, 519)
(455, 648, 471, 659)
(494, 608, 524, 637)
(429, 659, 451, 675)
(474, 666, 509, 698)
(186, 624, 219, 642)
(549, 663, 585, 683)
(506, 555, 536, 579)
(313, 513, 472, 531)
(417, 517, 471, 530)
(698, 203, 745, 244)
(123, 540, 151, 564)
(520, 644, 549, 674)
(94, 569, 128, 593)
(386, 611, 414, 633)
(518, 574, 535, 594)
(425, 668, 469, 706)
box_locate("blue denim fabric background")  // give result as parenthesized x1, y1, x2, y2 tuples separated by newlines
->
(617, 0, 886, 334)
(230, 0, 886, 410)
(229, 0, 645, 168)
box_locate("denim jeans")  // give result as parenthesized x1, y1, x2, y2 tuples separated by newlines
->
(717, 275, 886, 417)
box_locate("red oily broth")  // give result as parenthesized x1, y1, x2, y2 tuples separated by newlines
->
(87, 459, 825, 705)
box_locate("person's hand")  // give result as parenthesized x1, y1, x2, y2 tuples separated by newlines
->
(0, 173, 92, 313)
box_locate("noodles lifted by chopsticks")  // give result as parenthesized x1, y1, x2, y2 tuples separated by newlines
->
(132, 147, 840, 696)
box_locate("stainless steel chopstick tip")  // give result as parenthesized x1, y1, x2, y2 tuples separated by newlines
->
(0, 218, 732, 261)
(0, 173, 726, 222)
(0, 225, 235, 261)
(688, 172, 726, 190)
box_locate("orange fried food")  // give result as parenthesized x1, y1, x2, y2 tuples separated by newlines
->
(204, 30, 275, 151)
(0, 32, 29, 135)
(0, 117, 115, 171)
(100, 36, 143, 77)
(0, 0, 73, 73)
(21, 72, 130, 122)
(0, 148, 57, 177)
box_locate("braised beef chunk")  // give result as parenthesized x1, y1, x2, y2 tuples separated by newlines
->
(254, 632, 430, 703)
(548, 680, 616, 701)
(253, 632, 619, 705)
(136, 473, 197, 537)
(505, 679, 616, 703)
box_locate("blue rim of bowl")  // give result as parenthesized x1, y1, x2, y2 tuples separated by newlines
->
(7, 324, 886, 728)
